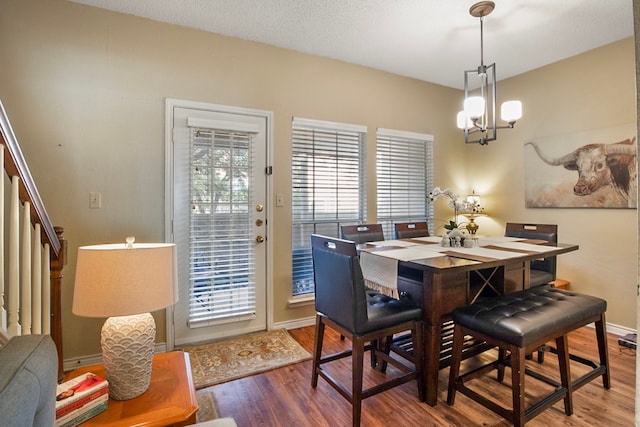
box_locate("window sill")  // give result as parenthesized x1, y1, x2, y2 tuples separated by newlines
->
(287, 294, 315, 308)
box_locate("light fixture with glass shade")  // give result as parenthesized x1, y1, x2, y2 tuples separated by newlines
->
(456, 1, 522, 145)
(72, 237, 177, 400)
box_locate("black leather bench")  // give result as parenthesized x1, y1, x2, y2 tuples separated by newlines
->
(447, 285, 610, 426)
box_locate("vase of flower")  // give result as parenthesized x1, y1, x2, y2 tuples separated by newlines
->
(429, 187, 468, 233)
(430, 186, 480, 247)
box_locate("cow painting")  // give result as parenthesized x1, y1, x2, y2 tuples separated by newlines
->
(524, 131, 637, 208)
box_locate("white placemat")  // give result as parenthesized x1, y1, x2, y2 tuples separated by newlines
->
(482, 241, 558, 253)
(365, 239, 419, 248)
(444, 246, 526, 260)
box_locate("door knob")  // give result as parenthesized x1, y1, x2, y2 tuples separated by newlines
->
(256, 235, 265, 243)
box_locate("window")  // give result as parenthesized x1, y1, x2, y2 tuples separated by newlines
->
(376, 128, 434, 238)
(291, 118, 367, 296)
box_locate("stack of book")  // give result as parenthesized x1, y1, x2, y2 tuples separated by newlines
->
(55, 373, 109, 427)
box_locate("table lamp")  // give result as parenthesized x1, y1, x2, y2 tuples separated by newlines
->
(463, 191, 486, 235)
(72, 237, 177, 400)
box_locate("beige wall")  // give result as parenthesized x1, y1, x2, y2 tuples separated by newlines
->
(0, 0, 635, 360)
(469, 37, 637, 330)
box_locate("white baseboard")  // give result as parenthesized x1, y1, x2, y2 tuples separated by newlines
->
(272, 316, 316, 331)
(600, 321, 635, 337)
(63, 319, 634, 372)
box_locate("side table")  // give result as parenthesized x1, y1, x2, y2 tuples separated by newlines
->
(64, 351, 198, 427)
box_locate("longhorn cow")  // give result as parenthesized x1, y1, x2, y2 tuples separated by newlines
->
(525, 137, 637, 208)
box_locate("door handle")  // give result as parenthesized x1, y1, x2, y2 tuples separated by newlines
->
(256, 235, 265, 243)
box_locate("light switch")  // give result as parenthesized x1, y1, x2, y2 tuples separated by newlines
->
(276, 193, 284, 207)
(89, 192, 102, 209)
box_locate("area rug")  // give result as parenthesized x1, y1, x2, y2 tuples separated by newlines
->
(183, 329, 312, 389)
(196, 391, 220, 422)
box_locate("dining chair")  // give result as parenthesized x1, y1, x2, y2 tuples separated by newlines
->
(310, 234, 425, 427)
(505, 223, 558, 287)
(505, 222, 559, 363)
(340, 224, 385, 244)
(394, 221, 430, 239)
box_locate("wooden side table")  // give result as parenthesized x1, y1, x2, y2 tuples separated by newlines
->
(64, 351, 198, 427)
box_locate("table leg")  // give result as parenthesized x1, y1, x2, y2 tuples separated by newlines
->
(424, 322, 441, 406)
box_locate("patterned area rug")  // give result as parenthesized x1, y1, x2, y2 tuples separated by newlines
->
(183, 329, 312, 389)
(196, 391, 220, 422)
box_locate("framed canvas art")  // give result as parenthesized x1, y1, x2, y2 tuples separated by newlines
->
(524, 124, 637, 208)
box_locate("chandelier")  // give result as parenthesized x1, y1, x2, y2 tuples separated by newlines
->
(456, 1, 522, 145)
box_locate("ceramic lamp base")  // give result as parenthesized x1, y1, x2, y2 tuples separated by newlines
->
(101, 312, 155, 400)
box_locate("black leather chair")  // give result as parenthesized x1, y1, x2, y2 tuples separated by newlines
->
(340, 224, 384, 244)
(394, 221, 430, 239)
(310, 234, 425, 427)
(505, 223, 557, 287)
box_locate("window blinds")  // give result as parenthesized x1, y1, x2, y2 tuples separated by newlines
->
(376, 129, 434, 238)
(188, 127, 256, 324)
(291, 118, 366, 295)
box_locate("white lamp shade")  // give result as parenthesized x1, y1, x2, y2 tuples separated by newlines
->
(501, 100, 522, 122)
(73, 242, 178, 317)
(466, 194, 480, 205)
(463, 96, 485, 118)
(456, 111, 468, 129)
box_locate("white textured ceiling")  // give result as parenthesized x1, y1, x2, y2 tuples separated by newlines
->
(67, 0, 634, 90)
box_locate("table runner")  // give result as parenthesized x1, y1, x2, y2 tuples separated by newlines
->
(359, 237, 554, 294)
(360, 247, 445, 296)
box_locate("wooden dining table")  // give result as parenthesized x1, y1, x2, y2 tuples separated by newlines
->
(358, 236, 579, 406)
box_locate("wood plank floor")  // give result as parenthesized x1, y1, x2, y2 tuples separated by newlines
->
(202, 325, 635, 426)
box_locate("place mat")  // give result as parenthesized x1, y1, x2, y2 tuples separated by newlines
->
(517, 239, 551, 245)
(441, 250, 497, 263)
(442, 246, 526, 262)
(483, 244, 538, 254)
(363, 246, 447, 261)
(365, 239, 418, 247)
(403, 238, 439, 245)
(483, 242, 556, 254)
(409, 236, 443, 244)
(183, 329, 312, 389)
(360, 247, 447, 292)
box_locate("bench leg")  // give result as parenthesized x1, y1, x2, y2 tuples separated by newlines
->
(556, 334, 573, 415)
(511, 346, 526, 427)
(595, 314, 611, 389)
(497, 347, 507, 383)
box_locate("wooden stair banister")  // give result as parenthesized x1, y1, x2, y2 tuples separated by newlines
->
(0, 100, 66, 378)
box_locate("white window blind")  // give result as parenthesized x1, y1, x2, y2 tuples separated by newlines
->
(376, 129, 434, 238)
(189, 126, 256, 324)
(291, 117, 366, 296)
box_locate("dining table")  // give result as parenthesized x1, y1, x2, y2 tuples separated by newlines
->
(358, 235, 579, 406)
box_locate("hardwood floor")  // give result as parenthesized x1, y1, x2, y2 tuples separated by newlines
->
(203, 325, 635, 426)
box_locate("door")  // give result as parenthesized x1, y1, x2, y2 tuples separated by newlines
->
(166, 99, 271, 346)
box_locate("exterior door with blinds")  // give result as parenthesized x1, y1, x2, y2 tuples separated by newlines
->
(167, 100, 271, 346)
